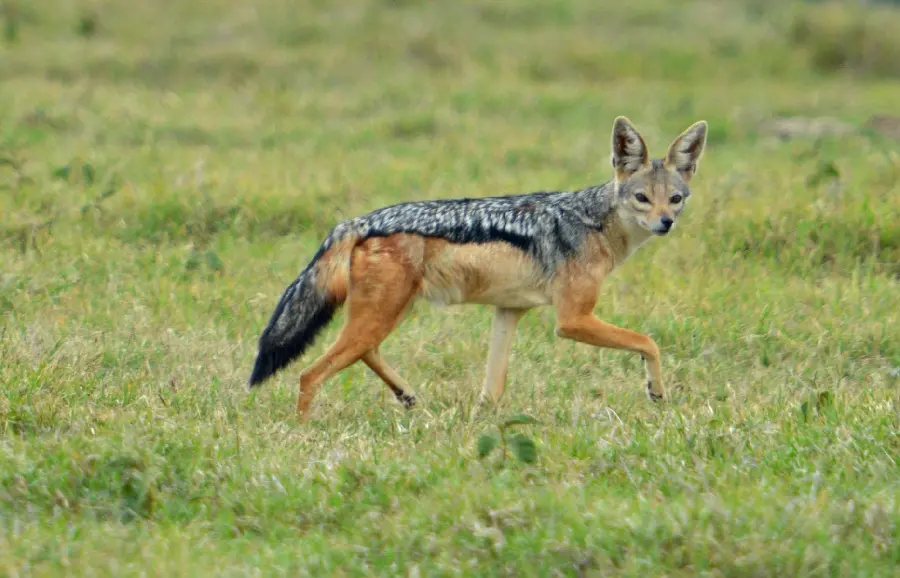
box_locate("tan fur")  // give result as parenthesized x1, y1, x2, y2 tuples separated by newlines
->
(295, 222, 661, 418)
(290, 118, 706, 419)
(421, 239, 552, 308)
(315, 237, 357, 303)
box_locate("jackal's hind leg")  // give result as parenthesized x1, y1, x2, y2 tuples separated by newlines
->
(296, 235, 422, 419)
(362, 349, 417, 409)
(297, 337, 370, 419)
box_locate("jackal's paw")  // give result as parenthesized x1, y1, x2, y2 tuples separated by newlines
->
(397, 393, 417, 409)
(647, 381, 664, 402)
(471, 393, 499, 418)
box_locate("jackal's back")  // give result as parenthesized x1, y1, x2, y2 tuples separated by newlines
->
(327, 185, 616, 273)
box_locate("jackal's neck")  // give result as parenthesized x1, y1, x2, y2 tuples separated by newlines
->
(602, 205, 654, 265)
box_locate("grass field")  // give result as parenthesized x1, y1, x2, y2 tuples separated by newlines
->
(2, 0, 900, 575)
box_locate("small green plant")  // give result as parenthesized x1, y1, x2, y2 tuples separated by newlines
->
(806, 159, 841, 188)
(185, 248, 225, 274)
(799, 390, 836, 423)
(52, 161, 99, 186)
(77, 10, 98, 39)
(2, 0, 20, 44)
(477, 413, 540, 465)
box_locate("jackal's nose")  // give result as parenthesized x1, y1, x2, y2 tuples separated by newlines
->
(659, 217, 674, 231)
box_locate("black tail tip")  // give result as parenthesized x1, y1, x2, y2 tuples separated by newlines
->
(247, 352, 276, 389)
(246, 300, 338, 391)
(247, 339, 303, 390)
(247, 373, 268, 390)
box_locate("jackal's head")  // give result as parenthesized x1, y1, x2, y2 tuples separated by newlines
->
(610, 117, 708, 236)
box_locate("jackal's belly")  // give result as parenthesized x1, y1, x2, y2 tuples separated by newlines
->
(418, 240, 552, 308)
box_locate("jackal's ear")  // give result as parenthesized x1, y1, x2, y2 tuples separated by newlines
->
(665, 121, 708, 183)
(611, 116, 650, 180)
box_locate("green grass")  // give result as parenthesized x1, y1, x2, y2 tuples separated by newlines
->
(2, 0, 900, 575)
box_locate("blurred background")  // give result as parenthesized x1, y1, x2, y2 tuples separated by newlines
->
(3, 0, 899, 261)
(2, 0, 900, 240)
(3, 0, 900, 222)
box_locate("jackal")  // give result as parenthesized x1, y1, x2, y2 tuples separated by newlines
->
(249, 117, 708, 418)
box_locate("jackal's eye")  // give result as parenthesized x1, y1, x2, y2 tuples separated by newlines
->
(634, 193, 650, 204)
(669, 194, 683, 204)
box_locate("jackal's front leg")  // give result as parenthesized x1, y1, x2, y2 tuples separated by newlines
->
(556, 316, 663, 400)
(554, 272, 664, 401)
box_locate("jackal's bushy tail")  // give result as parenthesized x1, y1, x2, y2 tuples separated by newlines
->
(248, 233, 353, 388)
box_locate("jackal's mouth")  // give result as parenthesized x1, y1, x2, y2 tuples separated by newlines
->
(651, 220, 675, 236)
